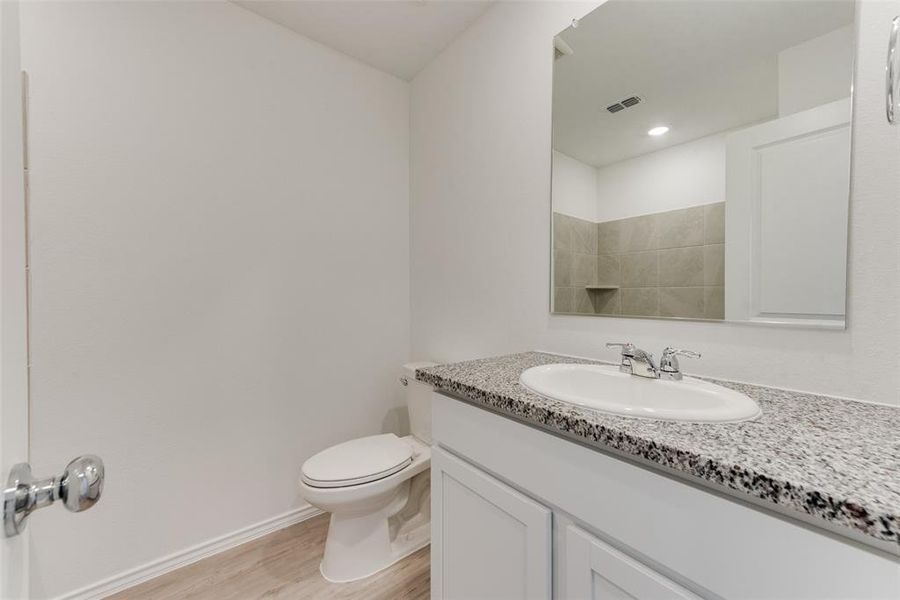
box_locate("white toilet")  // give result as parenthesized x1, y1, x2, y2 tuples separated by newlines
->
(299, 362, 435, 583)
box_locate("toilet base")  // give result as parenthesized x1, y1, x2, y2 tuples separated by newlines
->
(319, 534, 430, 584)
(319, 471, 431, 583)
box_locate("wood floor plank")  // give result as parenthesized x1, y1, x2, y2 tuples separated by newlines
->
(107, 514, 430, 599)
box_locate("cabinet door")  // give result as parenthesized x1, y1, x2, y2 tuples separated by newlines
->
(564, 524, 700, 600)
(431, 446, 551, 600)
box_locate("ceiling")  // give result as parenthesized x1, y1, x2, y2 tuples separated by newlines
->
(235, 0, 494, 80)
(552, 0, 855, 168)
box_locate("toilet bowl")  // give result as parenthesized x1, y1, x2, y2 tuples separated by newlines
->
(299, 362, 435, 583)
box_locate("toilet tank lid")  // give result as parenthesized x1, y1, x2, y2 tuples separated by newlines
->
(402, 361, 437, 379)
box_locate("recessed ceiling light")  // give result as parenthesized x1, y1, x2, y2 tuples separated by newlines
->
(647, 126, 670, 137)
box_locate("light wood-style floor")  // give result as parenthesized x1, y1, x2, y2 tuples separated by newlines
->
(107, 513, 430, 599)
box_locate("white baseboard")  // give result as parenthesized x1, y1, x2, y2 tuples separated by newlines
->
(55, 505, 324, 600)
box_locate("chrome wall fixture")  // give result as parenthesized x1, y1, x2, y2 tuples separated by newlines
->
(888, 16, 900, 124)
(3, 455, 105, 537)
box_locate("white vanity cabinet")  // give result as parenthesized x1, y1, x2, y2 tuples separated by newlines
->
(430, 392, 900, 600)
(432, 445, 696, 600)
(563, 524, 700, 600)
(431, 447, 552, 600)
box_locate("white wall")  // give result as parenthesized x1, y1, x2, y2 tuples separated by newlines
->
(551, 150, 597, 221)
(555, 134, 725, 225)
(593, 132, 726, 223)
(778, 25, 854, 116)
(19, 2, 410, 597)
(410, 1, 900, 405)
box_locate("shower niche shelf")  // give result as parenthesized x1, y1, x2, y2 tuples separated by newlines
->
(585, 285, 619, 291)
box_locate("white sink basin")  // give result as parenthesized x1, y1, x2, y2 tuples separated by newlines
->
(519, 363, 760, 423)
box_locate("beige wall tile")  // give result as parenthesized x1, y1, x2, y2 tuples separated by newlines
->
(557, 205, 727, 322)
(621, 251, 659, 287)
(704, 286, 725, 319)
(553, 212, 574, 251)
(621, 287, 659, 316)
(596, 254, 621, 286)
(554, 286, 575, 313)
(553, 249, 572, 287)
(656, 206, 704, 249)
(619, 214, 658, 252)
(597, 220, 620, 254)
(659, 287, 705, 319)
(659, 246, 704, 287)
(572, 253, 598, 286)
(572, 217, 598, 254)
(704, 243, 725, 286)
(704, 202, 725, 244)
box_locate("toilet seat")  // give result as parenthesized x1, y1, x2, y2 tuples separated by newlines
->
(301, 433, 413, 488)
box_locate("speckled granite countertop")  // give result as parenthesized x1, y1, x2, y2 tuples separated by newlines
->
(416, 352, 900, 548)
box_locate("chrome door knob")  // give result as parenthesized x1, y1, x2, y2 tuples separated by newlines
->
(59, 455, 104, 513)
(3, 455, 105, 537)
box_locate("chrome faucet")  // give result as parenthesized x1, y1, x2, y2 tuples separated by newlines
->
(606, 342, 658, 379)
(607, 343, 701, 380)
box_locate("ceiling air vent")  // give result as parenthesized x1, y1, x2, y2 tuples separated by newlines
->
(606, 95, 642, 114)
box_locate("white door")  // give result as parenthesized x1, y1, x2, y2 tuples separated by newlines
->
(725, 98, 851, 327)
(563, 524, 700, 600)
(2, 5, 105, 598)
(1, 1, 30, 598)
(431, 447, 551, 600)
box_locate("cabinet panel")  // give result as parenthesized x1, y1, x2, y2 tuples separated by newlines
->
(564, 524, 700, 600)
(431, 446, 552, 600)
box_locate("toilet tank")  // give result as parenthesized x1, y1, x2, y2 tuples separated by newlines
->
(402, 362, 436, 444)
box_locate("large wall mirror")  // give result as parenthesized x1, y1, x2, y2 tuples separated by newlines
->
(551, 0, 854, 328)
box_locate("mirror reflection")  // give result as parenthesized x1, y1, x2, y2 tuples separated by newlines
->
(551, 0, 854, 328)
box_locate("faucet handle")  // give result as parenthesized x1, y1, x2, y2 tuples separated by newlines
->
(606, 342, 635, 356)
(662, 347, 701, 360)
(607, 343, 639, 375)
(659, 347, 701, 380)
